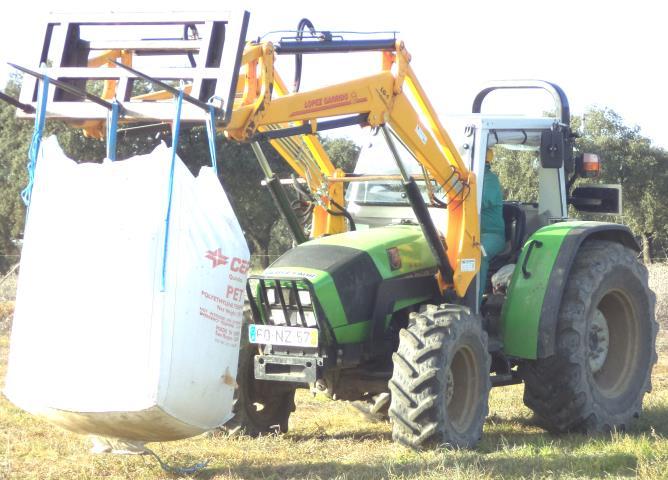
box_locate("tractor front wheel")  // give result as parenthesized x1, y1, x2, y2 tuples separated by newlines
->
(220, 313, 296, 436)
(521, 240, 658, 433)
(389, 304, 491, 449)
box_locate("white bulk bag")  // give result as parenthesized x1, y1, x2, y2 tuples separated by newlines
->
(4, 136, 250, 441)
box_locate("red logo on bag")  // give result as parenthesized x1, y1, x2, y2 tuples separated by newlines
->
(205, 248, 229, 268)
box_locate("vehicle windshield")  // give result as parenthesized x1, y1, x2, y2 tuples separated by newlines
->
(346, 127, 547, 206)
(346, 134, 440, 205)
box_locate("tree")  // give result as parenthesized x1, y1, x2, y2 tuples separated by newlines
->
(491, 148, 539, 203)
(0, 80, 32, 272)
(319, 136, 361, 171)
(575, 108, 668, 263)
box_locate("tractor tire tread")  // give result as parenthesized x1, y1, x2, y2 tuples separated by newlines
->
(520, 240, 657, 433)
(389, 304, 491, 449)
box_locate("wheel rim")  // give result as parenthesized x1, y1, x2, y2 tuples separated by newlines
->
(590, 290, 640, 398)
(588, 309, 610, 374)
(446, 345, 480, 433)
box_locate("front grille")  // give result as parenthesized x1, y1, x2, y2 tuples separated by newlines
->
(246, 276, 320, 329)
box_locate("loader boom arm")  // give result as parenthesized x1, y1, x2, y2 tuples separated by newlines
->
(230, 39, 480, 296)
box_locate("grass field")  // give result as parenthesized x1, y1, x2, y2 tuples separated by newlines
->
(1, 266, 667, 479)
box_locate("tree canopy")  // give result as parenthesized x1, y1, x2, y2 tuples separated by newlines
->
(575, 108, 668, 261)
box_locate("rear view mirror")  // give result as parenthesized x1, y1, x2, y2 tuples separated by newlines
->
(570, 184, 622, 215)
(540, 128, 565, 168)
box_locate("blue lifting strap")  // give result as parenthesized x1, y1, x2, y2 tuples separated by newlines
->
(205, 105, 218, 174)
(21, 77, 50, 206)
(160, 89, 184, 292)
(106, 100, 120, 161)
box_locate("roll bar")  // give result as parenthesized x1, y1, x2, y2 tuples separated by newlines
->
(471, 80, 571, 125)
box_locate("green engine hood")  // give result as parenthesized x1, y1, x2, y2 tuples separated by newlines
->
(261, 225, 437, 341)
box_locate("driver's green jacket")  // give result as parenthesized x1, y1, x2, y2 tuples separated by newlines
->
(481, 163, 505, 236)
(479, 163, 506, 303)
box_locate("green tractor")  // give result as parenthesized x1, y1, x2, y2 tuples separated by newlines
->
(2, 11, 653, 450)
(230, 79, 657, 449)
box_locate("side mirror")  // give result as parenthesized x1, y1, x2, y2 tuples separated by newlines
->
(570, 184, 622, 215)
(576, 153, 601, 178)
(540, 128, 565, 168)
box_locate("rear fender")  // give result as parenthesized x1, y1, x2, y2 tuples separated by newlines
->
(500, 221, 638, 359)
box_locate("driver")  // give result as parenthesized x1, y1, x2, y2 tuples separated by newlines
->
(479, 148, 506, 304)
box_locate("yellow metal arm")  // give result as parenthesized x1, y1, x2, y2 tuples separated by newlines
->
(234, 47, 346, 237)
(229, 40, 480, 296)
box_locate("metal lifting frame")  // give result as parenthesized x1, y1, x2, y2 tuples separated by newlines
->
(3, 11, 247, 187)
(12, 11, 249, 125)
(0, 91, 34, 113)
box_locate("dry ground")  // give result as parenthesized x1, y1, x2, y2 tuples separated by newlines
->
(1, 265, 668, 479)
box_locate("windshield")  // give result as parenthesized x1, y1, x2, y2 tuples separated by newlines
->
(346, 134, 442, 205)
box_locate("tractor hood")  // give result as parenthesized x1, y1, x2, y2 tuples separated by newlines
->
(268, 224, 437, 280)
(261, 225, 438, 332)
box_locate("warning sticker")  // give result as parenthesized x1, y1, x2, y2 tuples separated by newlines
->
(461, 259, 476, 272)
(415, 124, 428, 144)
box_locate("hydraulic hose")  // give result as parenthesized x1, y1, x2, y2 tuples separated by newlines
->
(327, 199, 356, 231)
(293, 18, 316, 93)
(290, 175, 356, 231)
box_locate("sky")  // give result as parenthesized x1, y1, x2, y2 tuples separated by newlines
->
(0, 0, 665, 148)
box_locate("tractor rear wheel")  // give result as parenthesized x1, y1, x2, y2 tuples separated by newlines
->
(389, 304, 491, 449)
(521, 240, 657, 433)
(220, 312, 296, 436)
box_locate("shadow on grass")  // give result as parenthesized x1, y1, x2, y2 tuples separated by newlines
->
(287, 428, 393, 442)
(629, 403, 668, 436)
(196, 452, 637, 480)
(188, 403, 665, 479)
(287, 401, 668, 451)
(481, 404, 668, 451)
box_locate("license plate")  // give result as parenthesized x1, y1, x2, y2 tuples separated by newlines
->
(248, 324, 318, 347)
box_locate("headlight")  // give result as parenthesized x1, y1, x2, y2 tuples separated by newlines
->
(265, 287, 276, 304)
(289, 311, 301, 326)
(270, 308, 286, 325)
(303, 311, 317, 327)
(298, 290, 312, 306)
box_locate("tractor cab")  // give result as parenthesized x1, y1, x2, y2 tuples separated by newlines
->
(344, 83, 621, 305)
(345, 116, 562, 241)
(343, 115, 565, 306)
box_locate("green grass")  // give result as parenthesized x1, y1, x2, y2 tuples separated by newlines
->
(2, 331, 668, 479)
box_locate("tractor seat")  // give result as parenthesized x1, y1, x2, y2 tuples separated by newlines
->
(489, 203, 527, 270)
